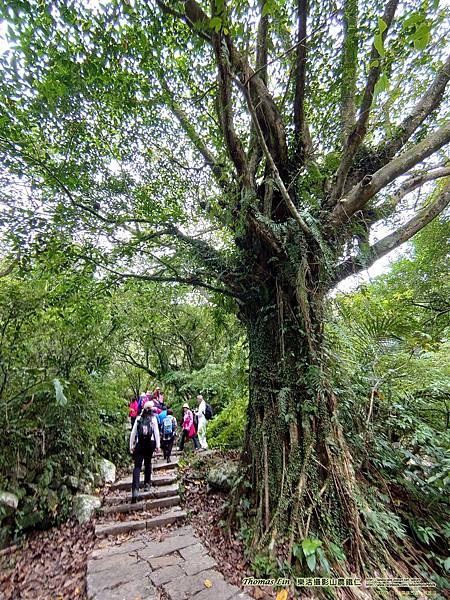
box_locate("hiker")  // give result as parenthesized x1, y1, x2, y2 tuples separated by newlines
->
(137, 393, 147, 415)
(161, 408, 177, 463)
(129, 400, 161, 503)
(152, 385, 164, 408)
(178, 403, 199, 452)
(196, 394, 209, 450)
(157, 403, 168, 427)
(129, 397, 138, 427)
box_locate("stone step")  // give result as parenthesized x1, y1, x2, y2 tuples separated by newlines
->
(95, 507, 186, 537)
(122, 456, 179, 472)
(148, 457, 180, 471)
(109, 473, 177, 492)
(124, 459, 179, 476)
(103, 483, 179, 505)
(100, 495, 180, 516)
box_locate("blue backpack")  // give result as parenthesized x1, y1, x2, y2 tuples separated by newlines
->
(162, 416, 175, 440)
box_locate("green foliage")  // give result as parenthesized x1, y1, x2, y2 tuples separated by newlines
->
(292, 538, 331, 574)
(0, 260, 129, 545)
(207, 393, 248, 449)
(326, 219, 450, 573)
(251, 553, 279, 578)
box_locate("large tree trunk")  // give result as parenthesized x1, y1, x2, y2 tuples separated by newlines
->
(237, 271, 365, 568)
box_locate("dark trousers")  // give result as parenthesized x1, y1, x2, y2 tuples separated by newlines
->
(162, 436, 175, 460)
(179, 429, 199, 451)
(132, 442, 155, 493)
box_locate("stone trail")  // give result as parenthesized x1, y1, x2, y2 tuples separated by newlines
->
(88, 454, 252, 600)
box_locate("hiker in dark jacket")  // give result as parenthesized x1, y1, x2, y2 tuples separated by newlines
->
(129, 401, 160, 503)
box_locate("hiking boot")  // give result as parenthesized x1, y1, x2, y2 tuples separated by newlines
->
(131, 489, 140, 504)
(166, 457, 170, 463)
(143, 483, 151, 492)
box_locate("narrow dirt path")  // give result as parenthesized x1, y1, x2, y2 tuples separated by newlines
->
(87, 452, 252, 600)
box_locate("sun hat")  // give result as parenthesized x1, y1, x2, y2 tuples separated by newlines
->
(143, 401, 154, 410)
(182, 403, 189, 409)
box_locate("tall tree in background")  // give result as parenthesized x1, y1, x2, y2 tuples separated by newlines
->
(1, 0, 449, 568)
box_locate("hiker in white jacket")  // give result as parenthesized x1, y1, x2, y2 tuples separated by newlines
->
(129, 401, 160, 503)
(196, 395, 208, 450)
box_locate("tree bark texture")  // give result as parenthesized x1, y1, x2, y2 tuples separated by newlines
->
(237, 267, 363, 565)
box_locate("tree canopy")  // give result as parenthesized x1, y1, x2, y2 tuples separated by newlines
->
(0, 0, 448, 292)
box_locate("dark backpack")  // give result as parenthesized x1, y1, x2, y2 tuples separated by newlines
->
(162, 416, 175, 440)
(204, 403, 213, 420)
(137, 415, 154, 447)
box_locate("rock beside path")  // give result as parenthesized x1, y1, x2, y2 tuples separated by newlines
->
(0, 491, 18, 514)
(72, 494, 102, 524)
(97, 458, 116, 484)
(207, 461, 239, 491)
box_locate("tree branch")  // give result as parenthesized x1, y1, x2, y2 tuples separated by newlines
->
(293, 0, 312, 164)
(155, 0, 212, 43)
(340, 0, 358, 142)
(158, 76, 228, 188)
(116, 351, 157, 377)
(166, 224, 232, 278)
(256, 0, 269, 85)
(242, 84, 311, 235)
(0, 258, 18, 278)
(329, 121, 450, 227)
(370, 165, 450, 224)
(77, 253, 242, 299)
(331, 181, 450, 285)
(229, 44, 289, 173)
(378, 54, 450, 162)
(248, 0, 269, 176)
(211, 31, 249, 180)
(333, 0, 399, 200)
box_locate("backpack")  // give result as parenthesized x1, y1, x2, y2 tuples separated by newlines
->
(204, 403, 213, 420)
(137, 415, 154, 447)
(162, 416, 175, 440)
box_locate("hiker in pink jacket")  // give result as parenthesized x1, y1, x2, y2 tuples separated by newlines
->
(178, 403, 199, 452)
(129, 398, 138, 427)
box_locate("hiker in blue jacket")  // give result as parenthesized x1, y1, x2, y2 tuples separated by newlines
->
(161, 408, 177, 463)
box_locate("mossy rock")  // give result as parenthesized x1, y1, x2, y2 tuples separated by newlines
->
(207, 462, 239, 491)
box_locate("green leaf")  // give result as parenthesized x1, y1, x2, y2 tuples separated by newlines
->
(444, 557, 450, 572)
(262, 1, 274, 17)
(53, 378, 68, 406)
(209, 17, 222, 32)
(374, 32, 385, 57)
(328, 542, 346, 561)
(378, 17, 387, 33)
(374, 73, 389, 95)
(301, 538, 322, 557)
(404, 13, 422, 28)
(317, 547, 331, 574)
(413, 32, 430, 50)
(306, 553, 316, 572)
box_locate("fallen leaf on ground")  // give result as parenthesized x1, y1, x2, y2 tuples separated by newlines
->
(253, 586, 264, 599)
(204, 579, 213, 588)
(276, 590, 288, 600)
